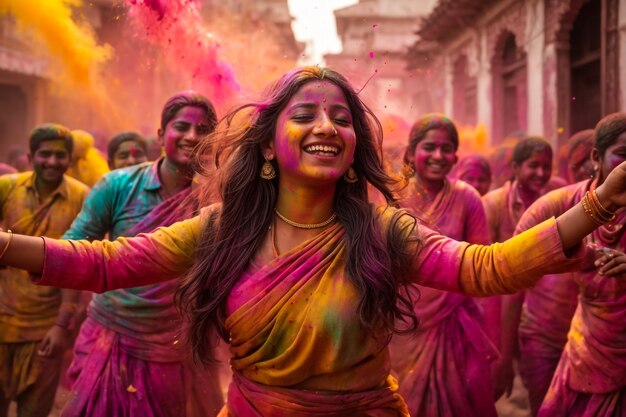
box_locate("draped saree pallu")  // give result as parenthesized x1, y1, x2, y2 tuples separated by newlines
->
(219, 223, 409, 417)
(390, 178, 498, 417)
(62, 186, 223, 417)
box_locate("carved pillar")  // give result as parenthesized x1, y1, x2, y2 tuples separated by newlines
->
(601, 0, 620, 114)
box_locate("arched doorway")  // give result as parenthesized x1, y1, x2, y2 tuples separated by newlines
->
(569, 0, 601, 133)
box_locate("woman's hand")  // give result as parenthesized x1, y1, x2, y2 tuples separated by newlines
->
(592, 244, 626, 277)
(595, 161, 626, 212)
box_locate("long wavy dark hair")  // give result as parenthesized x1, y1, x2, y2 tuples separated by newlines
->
(176, 66, 418, 364)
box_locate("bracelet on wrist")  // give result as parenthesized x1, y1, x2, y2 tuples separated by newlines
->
(582, 191, 616, 226)
(0, 230, 13, 261)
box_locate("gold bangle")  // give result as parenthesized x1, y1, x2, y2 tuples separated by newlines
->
(581, 194, 605, 226)
(0, 230, 13, 261)
(589, 190, 616, 221)
(587, 195, 612, 223)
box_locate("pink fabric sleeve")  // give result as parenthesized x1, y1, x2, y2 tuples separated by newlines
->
(463, 187, 491, 245)
(414, 217, 586, 296)
(34, 214, 204, 292)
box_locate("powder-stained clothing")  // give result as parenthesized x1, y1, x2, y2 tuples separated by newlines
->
(482, 180, 526, 243)
(0, 172, 89, 404)
(482, 179, 535, 415)
(34, 204, 586, 416)
(0, 341, 63, 413)
(390, 178, 497, 417)
(62, 160, 183, 360)
(514, 182, 584, 414)
(0, 172, 89, 343)
(60, 160, 223, 417)
(516, 181, 626, 417)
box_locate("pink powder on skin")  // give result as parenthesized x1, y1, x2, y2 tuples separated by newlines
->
(272, 82, 355, 184)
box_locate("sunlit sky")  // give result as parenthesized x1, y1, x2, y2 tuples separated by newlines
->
(288, 0, 359, 65)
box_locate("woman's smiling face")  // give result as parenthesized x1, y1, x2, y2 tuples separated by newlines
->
(410, 128, 457, 184)
(269, 80, 356, 187)
(159, 105, 213, 170)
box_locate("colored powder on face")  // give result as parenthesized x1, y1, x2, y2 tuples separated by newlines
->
(125, 0, 240, 106)
(369, 51, 374, 59)
(0, 0, 111, 86)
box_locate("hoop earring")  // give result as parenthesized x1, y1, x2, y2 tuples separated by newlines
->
(344, 166, 358, 183)
(260, 156, 276, 180)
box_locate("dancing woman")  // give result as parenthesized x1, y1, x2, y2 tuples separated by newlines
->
(0, 67, 625, 417)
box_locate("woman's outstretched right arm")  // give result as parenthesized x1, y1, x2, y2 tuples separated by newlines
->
(0, 213, 205, 292)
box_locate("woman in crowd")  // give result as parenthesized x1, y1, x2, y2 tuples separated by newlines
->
(515, 112, 626, 417)
(566, 129, 595, 184)
(482, 136, 554, 411)
(390, 114, 499, 417)
(106, 131, 149, 170)
(57, 92, 224, 417)
(483, 136, 553, 242)
(512, 130, 594, 415)
(0, 67, 623, 417)
(454, 153, 492, 196)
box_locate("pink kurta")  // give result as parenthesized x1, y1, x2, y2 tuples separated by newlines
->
(517, 181, 626, 417)
(33, 205, 586, 416)
(390, 179, 497, 417)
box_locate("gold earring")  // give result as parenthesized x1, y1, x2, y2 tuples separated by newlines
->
(401, 163, 415, 179)
(260, 157, 276, 180)
(344, 166, 358, 183)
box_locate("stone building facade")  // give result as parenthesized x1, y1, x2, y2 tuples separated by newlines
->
(325, 0, 437, 119)
(407, 0, 626, 149)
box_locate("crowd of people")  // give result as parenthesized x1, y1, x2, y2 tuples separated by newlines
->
(0, 66, 625, 417)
